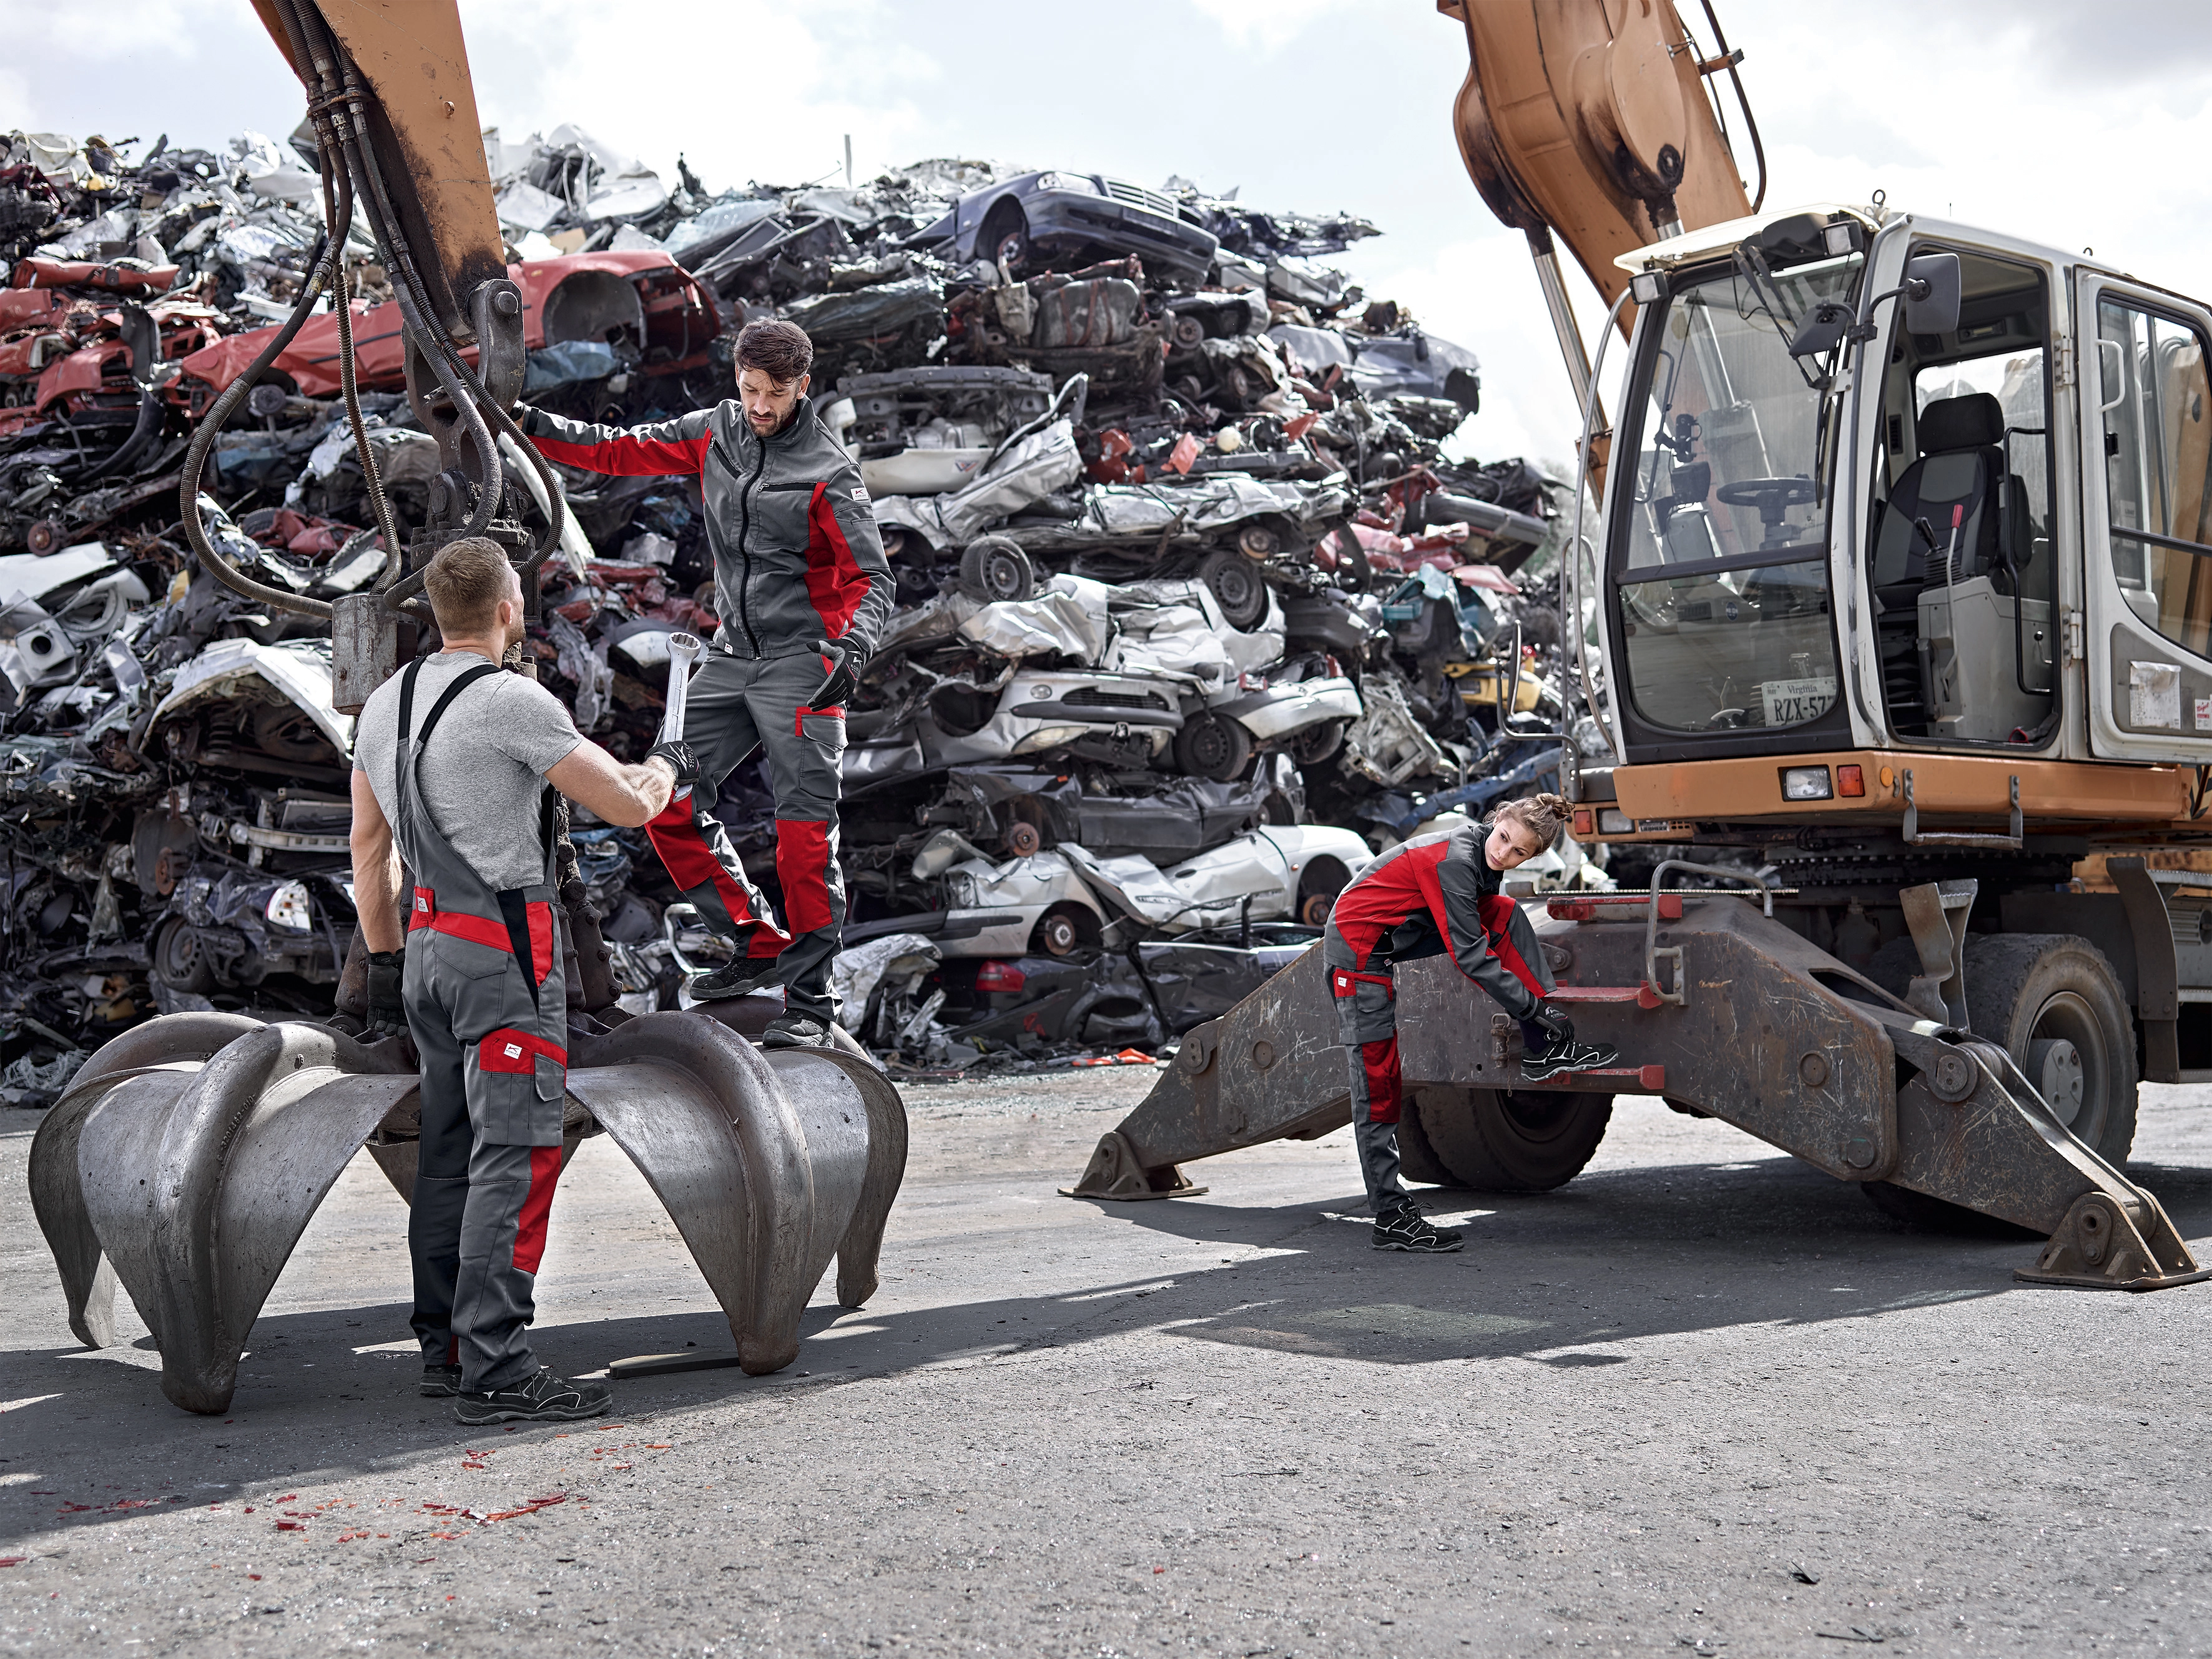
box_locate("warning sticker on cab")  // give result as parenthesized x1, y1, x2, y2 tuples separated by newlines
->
(1759, 676, 1837, 727)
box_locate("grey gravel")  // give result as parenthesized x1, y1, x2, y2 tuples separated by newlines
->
(3, 1070, 2208, 1655)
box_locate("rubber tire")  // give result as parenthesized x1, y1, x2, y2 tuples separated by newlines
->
(1402, 1086, 1613, 1192)
(979, 201, 1029, 273)
(152, 917, 217, 995)
(1861, 931, 2137, 1234)
(1198, 548, 1267, 629)
(1295, 856, 1351, 928)
(959, 535, 1035, 603)
(1173, 714, 1254, 782)
(1288, 719, 1344, 766)
(1959, 933, 2138, 1161)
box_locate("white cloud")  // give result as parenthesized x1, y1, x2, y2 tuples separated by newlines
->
(1190, 0, 1347, 52)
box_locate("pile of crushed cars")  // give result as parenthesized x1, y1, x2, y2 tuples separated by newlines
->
(0, 122, 1611, 1095)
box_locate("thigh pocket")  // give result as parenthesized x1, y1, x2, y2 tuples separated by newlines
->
(795, 706, 847, 757)
(467, 1027, 568, 1146)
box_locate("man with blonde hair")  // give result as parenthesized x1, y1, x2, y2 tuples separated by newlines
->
(350, 536, 689, 1423)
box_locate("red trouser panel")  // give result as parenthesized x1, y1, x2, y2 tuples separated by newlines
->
(1330, 968, 1400, 1125)
(526, 900, 554, 989)
(409, 886, 512, 953)
(1360, 1037, 1402, 1125)
(646, 790, 792, 952)
(775, 818, 835, 934)
(512, 1146, 564, 1276)
(1476, 893, 1548, 1002)
(476, 1028, 568, 1072)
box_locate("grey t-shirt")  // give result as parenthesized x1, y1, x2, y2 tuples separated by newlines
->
(353, 652, 584, 893)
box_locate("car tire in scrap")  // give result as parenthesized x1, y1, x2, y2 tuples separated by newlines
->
(1294, 855, 1352, 927)
(1400, 1086, 1612, 1193)
(1862, 932, 2137, 1235)
(152, 917, 217, 996)
(1198, 548, 1267, 629)
(1174, 713, 1253, 782)
(1289, 719, 1345, 767)
(960, 534, 1036, 604)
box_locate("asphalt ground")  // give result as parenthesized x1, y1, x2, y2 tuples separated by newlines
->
(4, 1068, 2210, 1657)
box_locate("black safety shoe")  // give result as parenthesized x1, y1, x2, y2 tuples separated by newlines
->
(1372, 1204, 1464, 1253)
(688, 954, 782, 1001)
(761, 1012, 835, 1050)
(420, 1363, 462, 1398)
(1521, 1032, 1619, 1082)
(453, 1368, 612, 1425)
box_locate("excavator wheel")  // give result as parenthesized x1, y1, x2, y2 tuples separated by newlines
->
(1862, 932, 2138, 1233)
(1399, 1086, 1612, 1193)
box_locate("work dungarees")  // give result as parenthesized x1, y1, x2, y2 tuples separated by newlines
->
(392, 659, 571, 1394)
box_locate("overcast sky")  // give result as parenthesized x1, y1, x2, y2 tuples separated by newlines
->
(7, 0, 2212, 473)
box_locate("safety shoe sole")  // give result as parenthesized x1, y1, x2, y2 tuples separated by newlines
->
(420, 1365, 462, 1398)
(1373, 1228, 1465, 1253)
(1521, 1042, 1619, 1082)
(453, 1391, 610, 1425)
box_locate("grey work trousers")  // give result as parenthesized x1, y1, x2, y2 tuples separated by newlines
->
(645, 647, 848, 1022)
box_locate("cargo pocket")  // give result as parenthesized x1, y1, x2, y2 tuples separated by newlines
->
(470, 1028, 568, 1147)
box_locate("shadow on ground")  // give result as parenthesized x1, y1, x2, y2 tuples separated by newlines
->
(15, 1136, 2210, 1547)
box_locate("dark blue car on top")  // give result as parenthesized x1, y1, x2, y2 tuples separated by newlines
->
(910, 170, 1219, 285)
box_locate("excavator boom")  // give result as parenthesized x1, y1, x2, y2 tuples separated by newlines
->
(1439, 0, 1760, 479)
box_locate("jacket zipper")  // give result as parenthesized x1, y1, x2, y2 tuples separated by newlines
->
(732, 421, 766, 655)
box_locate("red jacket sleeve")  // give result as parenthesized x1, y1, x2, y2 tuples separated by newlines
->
(523, 405, 712, 477)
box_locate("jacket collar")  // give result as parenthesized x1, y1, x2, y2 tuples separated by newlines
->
(724, 394, 814, 451)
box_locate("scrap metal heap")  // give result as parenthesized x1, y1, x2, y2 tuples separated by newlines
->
(0, 124, 1597, 1095)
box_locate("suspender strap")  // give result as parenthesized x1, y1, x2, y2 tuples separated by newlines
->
(409, 662, 503, 749)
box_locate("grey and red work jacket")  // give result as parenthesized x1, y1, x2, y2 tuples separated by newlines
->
(523, 395, 895, 662)
(1324, 820, 1553, 1020)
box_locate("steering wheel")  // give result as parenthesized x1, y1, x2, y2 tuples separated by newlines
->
(1715, 476, 1817, 528)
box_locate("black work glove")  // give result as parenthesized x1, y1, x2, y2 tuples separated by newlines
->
(365, 948, 407, 1036)
(512, 401, 544, 438)
(647, 738, 702, 785)
(1531, 1005, 1574, 1045)
(810, 638, 864, 710)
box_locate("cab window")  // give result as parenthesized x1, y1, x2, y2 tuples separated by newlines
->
(2095, 298, 2212, 659)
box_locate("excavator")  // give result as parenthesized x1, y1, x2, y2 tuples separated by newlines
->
(1070, 0, 2212, 1294)
(27, 0, 908, 1415)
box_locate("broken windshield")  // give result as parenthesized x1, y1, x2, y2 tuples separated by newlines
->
(1611, 254, 1862, 735)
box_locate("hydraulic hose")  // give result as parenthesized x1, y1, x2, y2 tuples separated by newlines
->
(174, 223, 338, 620)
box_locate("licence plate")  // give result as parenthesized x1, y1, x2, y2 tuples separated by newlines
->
(1760, 676, 1837, 726)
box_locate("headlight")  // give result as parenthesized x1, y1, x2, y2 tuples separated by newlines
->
(265, 880, 314, 932)
(1598, 809, 1634, 835)
(1781, 766, 1834, 801)
(1033, 172, 1101, 197)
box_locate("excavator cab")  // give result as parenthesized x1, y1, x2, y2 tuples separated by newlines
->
(1601, 211, 2067, 765)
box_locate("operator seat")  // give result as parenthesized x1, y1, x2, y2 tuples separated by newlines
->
(1870, 391, 2032, 729)
(1870, 392, 2026, 599)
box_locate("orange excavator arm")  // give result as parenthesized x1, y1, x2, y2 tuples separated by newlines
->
(187, 0, 556, 652)
(1438, 0, 1761, 482)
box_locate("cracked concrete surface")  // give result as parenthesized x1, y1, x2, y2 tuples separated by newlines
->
(4, 1071, 2210, 1655)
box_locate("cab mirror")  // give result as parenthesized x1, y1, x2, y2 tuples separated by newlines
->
(1902, 252, 1962, 336)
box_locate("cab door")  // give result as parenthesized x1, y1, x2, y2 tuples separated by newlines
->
(2078, 272, 2212, 760)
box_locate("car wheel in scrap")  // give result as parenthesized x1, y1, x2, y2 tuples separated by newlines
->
(980, 201, 1030, 273)
(1295, 855, 1350, 927)
(26, 518, 61, 555)
(1174, 713, 1254, 782)
(1197, 548, 1266, 629)
(1289, 719, 1345, 766)
(1031, 903, 1096, 958)
(960, 535, 1036, 603)
(1003, 819, 1043, 858)
(1169, 314, 1206, 353)
(152, 917, 217, 995)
